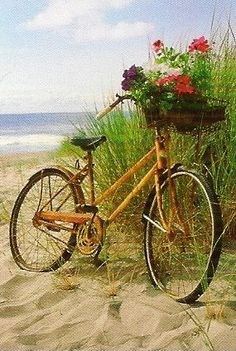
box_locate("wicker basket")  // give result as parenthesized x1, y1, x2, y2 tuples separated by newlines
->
(143, 107, 226, 133)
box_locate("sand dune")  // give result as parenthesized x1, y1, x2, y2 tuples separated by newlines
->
(0, 152, 235, 351)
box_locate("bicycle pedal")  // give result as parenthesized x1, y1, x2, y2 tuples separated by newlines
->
(77, 204, 98, 213)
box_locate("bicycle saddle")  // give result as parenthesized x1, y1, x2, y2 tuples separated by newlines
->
(70, 135, 107, 151)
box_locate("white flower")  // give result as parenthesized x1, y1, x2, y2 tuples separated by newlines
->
(143, 62, 168, 73)
(166, 67, 183, 76)
(143, 62, 182, 76)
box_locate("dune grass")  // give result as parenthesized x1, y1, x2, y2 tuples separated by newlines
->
(59, 26, 235, 212)
(57, 27, 235, 313)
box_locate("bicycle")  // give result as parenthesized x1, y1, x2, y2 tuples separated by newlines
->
(9, 94, 224, 303)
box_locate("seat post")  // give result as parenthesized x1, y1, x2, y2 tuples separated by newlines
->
(87, 151, 95, 204)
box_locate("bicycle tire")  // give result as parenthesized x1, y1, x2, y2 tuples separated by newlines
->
(143, 166, 223, 303)
(10, 167, 84, 272)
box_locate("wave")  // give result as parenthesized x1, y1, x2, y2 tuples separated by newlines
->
(0, 112, 90, 154)
(0, 134, 65, 146)
(0, 134, 66, 154)
(0, 125, 72, 136)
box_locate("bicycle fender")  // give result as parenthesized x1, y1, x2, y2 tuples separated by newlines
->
(28, 165, 74, 181)
(28, 166, 85, 204)
(142, 163, 182, 223)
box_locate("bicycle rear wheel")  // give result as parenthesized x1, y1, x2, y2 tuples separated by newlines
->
(10, 167, 83, 272)
(144, 167, 223, 303)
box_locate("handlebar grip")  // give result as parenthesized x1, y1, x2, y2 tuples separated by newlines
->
(96, 95, 126, 119)
(96, 105, 115, 120)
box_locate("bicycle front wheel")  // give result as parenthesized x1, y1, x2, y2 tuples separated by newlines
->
(10, 167, 83, 272)
(144, 167, 223, 303)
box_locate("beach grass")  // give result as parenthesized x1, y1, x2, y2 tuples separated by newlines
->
(56, 25, 236, 318)
(59, 23, 236, 228)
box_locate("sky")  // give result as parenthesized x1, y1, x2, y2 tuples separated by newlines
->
(0, 0, 235, 114)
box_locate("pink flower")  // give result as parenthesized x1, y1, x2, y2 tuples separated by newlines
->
(152, 39, 164, 53)
(188, 36, 210, 53)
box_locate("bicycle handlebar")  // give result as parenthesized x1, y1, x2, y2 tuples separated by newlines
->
(96, 94, 131, 119)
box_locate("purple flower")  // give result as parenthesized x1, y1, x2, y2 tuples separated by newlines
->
(123, 65, 138, 79)
(121, 65, 144, 91)
(121, 78, 133, 91)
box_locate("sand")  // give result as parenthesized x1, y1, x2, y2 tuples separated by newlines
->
(0, 151, 236, 351)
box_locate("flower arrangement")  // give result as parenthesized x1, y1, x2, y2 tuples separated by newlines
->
(121, 36, 226, 122)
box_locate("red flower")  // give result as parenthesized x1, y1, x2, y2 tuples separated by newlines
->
(156, 74, 195, 95)
(152, 39, 164, 53)
(156, 74, 177, 86)
(156, 74, 195, 94)
(175, 75, 195, 94)
(188, 36, 210, 53)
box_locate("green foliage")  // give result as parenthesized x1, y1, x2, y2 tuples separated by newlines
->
(190, 54, 212, 94)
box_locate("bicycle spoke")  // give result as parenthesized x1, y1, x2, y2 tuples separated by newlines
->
(143, 214, 166, 232)
(10, 168, 82, 271)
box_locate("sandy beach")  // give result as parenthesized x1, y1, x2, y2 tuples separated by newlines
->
(0, 151, 235, 351)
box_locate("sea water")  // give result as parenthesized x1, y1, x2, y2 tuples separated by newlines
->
(0, 112, 89, 154)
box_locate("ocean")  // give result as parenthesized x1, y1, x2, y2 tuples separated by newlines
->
(0, 112, 89, 154)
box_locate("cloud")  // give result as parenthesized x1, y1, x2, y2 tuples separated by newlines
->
(23, 0, 153, 41)
(71, 19, 153, 42)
